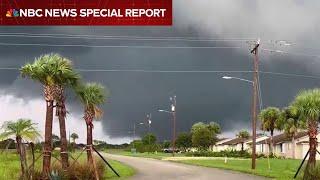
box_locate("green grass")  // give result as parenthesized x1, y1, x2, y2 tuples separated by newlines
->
(0, 151, 134, 179)
(178, 158, 302, 180)
(106, 149, 185, 160)
(105, 160, 135, 179)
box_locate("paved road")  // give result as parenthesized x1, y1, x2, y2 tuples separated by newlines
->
(103, 153, 267, 180)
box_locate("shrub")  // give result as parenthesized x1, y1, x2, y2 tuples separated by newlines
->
(30, 158, 106, 180)
(185, 150, 251, 158)
(296, 164, 320, 180)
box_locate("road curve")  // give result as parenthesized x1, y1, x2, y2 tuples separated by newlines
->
(103, 153, 267, 180)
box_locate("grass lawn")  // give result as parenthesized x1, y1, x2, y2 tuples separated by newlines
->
(0, 151, 135, 179)
(178, 158, 302, 180)
(106, 149, 185, 160)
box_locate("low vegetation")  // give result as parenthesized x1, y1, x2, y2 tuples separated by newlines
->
(186, 150, 251, 158)
(0, 151, 134, 179)
(178, 158, 301, 179)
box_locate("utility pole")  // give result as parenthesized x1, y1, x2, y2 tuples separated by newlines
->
(171, 95, 177, 157)
(133, 124, 136, 149)
(250, 39, 260, 170)
(146, 114, 152, 145)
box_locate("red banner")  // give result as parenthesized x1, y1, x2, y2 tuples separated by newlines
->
(1, 0, 172, 25)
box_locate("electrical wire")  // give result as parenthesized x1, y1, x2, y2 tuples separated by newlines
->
(0, 42, 243, 49)
(0, 32, 256, 42)
(0, 33, 256, 42)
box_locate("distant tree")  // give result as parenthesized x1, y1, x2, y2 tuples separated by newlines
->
(191, 122, 221, 149)
(192, 127, 211, 150)
(236, 130, 250, 151)
(259, 107, 281, 154)
(70, 133, 79, 144)
(175, 132, 192, 151)
(142, 133, 157, 145)
(52, 134, 60, 148)
(207, 122, 221, 145)
(162, 140, 171, 149)
(0, 119, 40, 179)
(279, 106, 305, 159)
(191, 122, 206, 134)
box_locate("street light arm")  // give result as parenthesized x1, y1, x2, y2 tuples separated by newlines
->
(158, 109, 173, 114)
(232, 77, 254, 85)
(222, 76, 254, 85)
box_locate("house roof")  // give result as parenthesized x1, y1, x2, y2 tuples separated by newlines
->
(222, 137, 252, 145)
(266, 131, 308, 144)
(216, 138, 232, 145)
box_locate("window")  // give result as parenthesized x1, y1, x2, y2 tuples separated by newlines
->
(280, 143, 283, 153)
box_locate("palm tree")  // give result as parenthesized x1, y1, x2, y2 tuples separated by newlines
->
(70, 133, 79, 144)
(0, 119, 40, 179)
(279, 106, 305, 159)
(21, 53, 79, 174)
(76, 82, 107, 163)
(53, 57, 79, 169)
(259, 107, 281, 154)
(236, 130, 250, 151)
(291, 89, 320, 176)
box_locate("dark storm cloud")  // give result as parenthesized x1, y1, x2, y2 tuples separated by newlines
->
(0, 0, 320, 142)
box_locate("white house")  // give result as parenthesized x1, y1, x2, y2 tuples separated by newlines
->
(211, 138, 232, 152)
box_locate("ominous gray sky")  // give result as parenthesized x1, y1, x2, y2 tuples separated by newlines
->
(0, 0, 320, 144)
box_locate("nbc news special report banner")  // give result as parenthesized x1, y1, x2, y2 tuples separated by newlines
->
(1, 0, 172, 25)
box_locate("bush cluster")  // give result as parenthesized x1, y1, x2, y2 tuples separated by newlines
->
(185, 150, 251, 158)
(31, 159, 106, 180)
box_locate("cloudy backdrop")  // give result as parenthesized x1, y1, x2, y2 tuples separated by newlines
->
(0, 0, 320, 144)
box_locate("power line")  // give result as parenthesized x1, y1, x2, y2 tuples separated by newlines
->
(0, 42, 242, 49)
(2, 67, 320, 79)
(0, 32, 256, 42)
(76, 69, 252, 73)
(261, 48, 320, 59)
(0, 33, 255, 42)
(260, 71, 320, 80)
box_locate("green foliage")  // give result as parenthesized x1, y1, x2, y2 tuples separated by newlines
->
(259, 107, 281, 135)
(0, 119, 41, 141)
(175, 132, 192, 151)
(142, 133, 157, 145)
(186, 150, 251, 158)
(236, 130, 250, 139)
(130, 139, 161, 153)
(52, 134, 60, 149)
(192, 127, 211, 150)
(180, 158, 301, 179)
(161, 140, 171, 149)
(291, 89, 320, 122)
(297, 164, 320, 180)
(20, 53, 80, 87)
(32, 159, 106, 180)
(278, 106, 306, 137)
(70, 133, 79, 143)
(191, 121, 221, 150)
(76, 83, 108, 111)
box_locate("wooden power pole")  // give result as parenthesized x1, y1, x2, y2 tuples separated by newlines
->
(250, 39, 260, 170)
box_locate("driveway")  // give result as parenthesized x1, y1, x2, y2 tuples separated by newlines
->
(103, 153, 267, 180)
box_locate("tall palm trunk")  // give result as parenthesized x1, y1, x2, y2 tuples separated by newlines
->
(42, 86, 54, 178)
(84, 108, 94, 163)
(304, 120, 318, 179)
(86, 123, 93, 163)
(56, 86, 69, 169)
(16, 136, 28, 179)
(270, 130, 274, 155)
